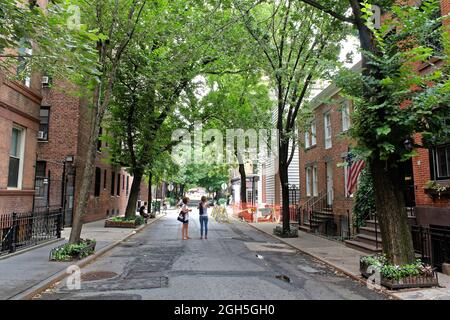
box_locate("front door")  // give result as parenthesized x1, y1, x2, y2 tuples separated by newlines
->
(326, 162, 333, 206)
(63, 169, 75, 227)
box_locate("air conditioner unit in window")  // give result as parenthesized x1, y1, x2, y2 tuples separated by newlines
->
(37, 131, 45, 140)
(42, 76, 50, 86)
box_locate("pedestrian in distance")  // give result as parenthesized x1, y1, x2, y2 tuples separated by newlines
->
(198, 196, 209, 239)
(180, 197, 192, 240)
(139, 202, 149, 223)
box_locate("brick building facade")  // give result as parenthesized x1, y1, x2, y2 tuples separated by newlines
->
(35, 80, 148, 225)
(0, 72, 42, 215)
(298, 80, 355, 237)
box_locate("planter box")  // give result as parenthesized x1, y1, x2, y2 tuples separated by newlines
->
(424, 188, 450, 200)
(105, 219, 139, 228)
(360, 261, 439, 290)
(49, 240, 96, 262)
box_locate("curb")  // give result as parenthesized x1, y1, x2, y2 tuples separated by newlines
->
(9, 213, 166, 300)
(0, 238, 64, 261)
(245, 222, 400, 300)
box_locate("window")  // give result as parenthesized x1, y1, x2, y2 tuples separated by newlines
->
(430, 144, 450, 180)
(39, 107, 49, 141)
(312, 166, 318, 197)
(311, 121, 317, 146)
(342, 101, 350, 132)
(111, 172, 115, 196)
(305, 131, 310, 149)
(126, 176, 129, 196)
(103, 170, 107, 189)
(94, 167, 101, 197)
(324, 112, 332, 149)
(116, 173, 121, 196)
(305, 167, 312, 197)
(8, 126, 25, 188)
(122, 174, 125, 190)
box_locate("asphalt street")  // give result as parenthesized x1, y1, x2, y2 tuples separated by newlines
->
(36, 209, 388, 300)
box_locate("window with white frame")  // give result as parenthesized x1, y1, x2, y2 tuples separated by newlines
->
(305, 131, 310, 149)
(311, 121, 317, 146)
(8, 126, 25, 189)
(312, 165, 318, 196)
(324, 112, 332, 149)
(305, 167, 312, 197)
(342, 101, 351, 132)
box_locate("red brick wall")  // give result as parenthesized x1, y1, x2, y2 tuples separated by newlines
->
(0, 74, 41, 215)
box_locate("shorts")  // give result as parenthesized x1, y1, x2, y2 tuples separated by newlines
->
(183, 220, 189, 224)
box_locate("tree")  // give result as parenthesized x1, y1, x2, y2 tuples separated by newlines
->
(106, 0, 228, 219)
(236, 0, 348, 234)
(297, 0, 449, 264)
(68, 0, 149, 244)
(0, 0, 99, 81)
(200, 72, 272, 208)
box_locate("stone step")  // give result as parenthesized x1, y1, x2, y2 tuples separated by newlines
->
(359, 226, 381, 237)
(354, 233, 383, 246)
(299, 225, 311, 233)
(344, 239, 383, 254)
(364, 220, 379, 229)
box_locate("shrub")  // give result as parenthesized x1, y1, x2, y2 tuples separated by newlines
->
(360, 254, 433, 280)
(51, 239, 96, 261)
(109, 216, 144, 225)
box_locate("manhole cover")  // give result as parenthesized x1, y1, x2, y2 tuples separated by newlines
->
(81, 271, 118, 282)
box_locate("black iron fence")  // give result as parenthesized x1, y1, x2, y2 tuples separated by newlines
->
(0, 208, 62, 256)
(411, 225, 450, 271)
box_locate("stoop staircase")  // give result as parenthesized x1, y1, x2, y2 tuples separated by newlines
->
(345, 219, 383, 254)
(299, 190, 334, 233)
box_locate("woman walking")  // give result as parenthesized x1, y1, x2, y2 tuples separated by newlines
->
(180, 197, 192, 240)
(198, 196, 209, 239)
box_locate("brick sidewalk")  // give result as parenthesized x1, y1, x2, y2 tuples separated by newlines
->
(248, 222, 450, 300)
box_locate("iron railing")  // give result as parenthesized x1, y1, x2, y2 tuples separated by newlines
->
(411, 225, 450, 271)
(0, 208, 62, 256)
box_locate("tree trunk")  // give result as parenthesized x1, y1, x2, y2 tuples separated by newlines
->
(238, 163, 247, 209)
(277, 135, 291, 234)
(148, 172, 152, 213)
(124, 169, 143, 219)
(180, 184, 185, 197)
(371, 159, 415, 265)
(69, 108, 101, 244)
(279, 156, 290, 234)
(350, 2, 415, 265)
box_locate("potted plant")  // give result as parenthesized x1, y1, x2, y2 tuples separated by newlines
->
(50, 239, 96, 261)
(360, 254, 439, 289)
(104, 216, 145, 228)
(424, 181, 450, 199)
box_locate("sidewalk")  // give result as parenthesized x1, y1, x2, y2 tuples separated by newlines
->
(248, 222, 450, 300)
(0, 213, 166, 300)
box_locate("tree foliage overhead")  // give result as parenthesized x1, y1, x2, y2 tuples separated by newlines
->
(336, 0, 449, 163)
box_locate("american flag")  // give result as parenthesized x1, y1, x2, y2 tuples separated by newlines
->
(346, 155, 365, 196)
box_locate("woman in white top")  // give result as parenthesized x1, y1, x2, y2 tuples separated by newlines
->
(180, 197, 192, 240)
(198, 196, 209, 239)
